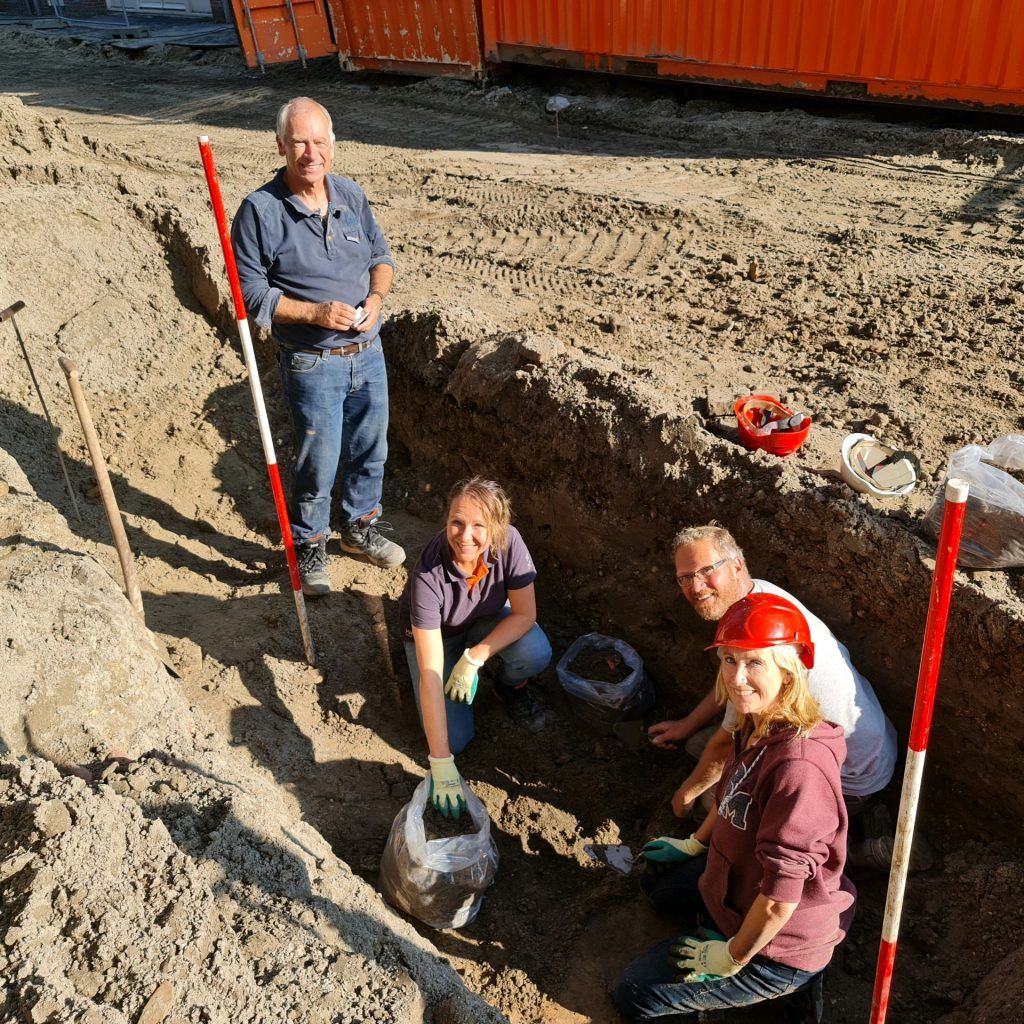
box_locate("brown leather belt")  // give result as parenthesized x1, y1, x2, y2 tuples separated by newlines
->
(295, 339, 373, 358)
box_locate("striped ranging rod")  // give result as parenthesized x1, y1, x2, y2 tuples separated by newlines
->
(197, 135, 316, 667)
(869, 477, 969, 1023)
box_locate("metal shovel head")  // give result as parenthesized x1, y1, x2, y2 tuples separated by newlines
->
(612, 717, 647, 750)
(141, 627, 181, 679)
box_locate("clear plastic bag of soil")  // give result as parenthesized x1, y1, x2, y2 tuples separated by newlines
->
(923, 435, 1024, 568)
(378, 777, 498, 930)
(556, 632, 654, 733)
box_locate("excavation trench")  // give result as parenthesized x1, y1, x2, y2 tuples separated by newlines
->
(3, 53, 1024, 1022)
(371, 301, 1022, 1021)
(161, 207, 1024, 1024)
(381, 307, 1024, 835)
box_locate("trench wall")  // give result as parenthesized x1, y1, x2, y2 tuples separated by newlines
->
(384, 309, 1024, 840)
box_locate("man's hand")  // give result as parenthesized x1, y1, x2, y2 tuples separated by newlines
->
(444, 650, 482, 704)
(428, 755, 467, 819)
(311, 300, 361, 331)
(353, 291, 383, 333)
(671, 785, 700, 819)
(647, 719, 694, 750)
(641, 835, 708, 863)
(669, 935, 744, 983)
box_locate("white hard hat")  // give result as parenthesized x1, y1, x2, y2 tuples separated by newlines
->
(840, 433, 918, 497)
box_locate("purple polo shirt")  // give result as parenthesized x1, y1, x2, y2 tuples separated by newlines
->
(399, 526, 537, 639)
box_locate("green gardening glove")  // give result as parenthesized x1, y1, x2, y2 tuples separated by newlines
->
(641, 835, 708, 863)
(669, 932, 743, 983)
(443, 650, 483, 704)
(428, 755, 467, 819)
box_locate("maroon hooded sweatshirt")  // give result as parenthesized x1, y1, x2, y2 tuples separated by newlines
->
(698, 720, 857, 972)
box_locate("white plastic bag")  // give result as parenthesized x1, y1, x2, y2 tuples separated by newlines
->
(924, 435, 1024, 568)
(556, 632, 654, 732)
(378, 778, 498, 930)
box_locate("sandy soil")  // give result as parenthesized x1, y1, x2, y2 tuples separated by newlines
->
(2, 31, 1024, 1024)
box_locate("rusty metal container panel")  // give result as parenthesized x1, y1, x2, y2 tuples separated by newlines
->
(328, 0, 484, 77)
(479, 0, 1024, 108)
(231, 0, 337, 69)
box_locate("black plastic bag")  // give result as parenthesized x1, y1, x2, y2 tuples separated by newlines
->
(556, 632, 654, 733)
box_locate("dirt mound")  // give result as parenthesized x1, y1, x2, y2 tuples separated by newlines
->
(938, 946, 1024, 1024)
(0, 445, 186, 770)
(0, 460, 504, 1024)
(0, 755, 425, 1023)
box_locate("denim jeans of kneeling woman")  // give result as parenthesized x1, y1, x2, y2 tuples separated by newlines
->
(404, 605, 552, 754)
(614, 857, 821, 1021)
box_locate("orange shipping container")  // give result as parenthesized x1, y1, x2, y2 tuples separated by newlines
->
(478, 0, 1024, 109)
(328, 0, 483, 77)
(233, 0, 337, 71)
(230, 0, 483, 76)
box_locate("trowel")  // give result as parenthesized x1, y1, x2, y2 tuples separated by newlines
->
(584, 844, 636, 875)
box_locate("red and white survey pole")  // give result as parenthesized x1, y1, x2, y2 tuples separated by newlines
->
(197, 135, 316, 667)
(869, 476, 969, 1024)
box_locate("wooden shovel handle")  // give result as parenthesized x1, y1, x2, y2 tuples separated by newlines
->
(59, 356, 144, 618)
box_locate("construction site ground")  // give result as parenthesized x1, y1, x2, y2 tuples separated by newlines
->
(2, 31, 1024, 1024)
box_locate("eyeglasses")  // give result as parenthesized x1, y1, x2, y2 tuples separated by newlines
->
(676, 558, 727, 587)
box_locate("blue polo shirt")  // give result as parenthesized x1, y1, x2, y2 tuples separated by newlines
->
(399, 526, 538, 640)
(231, 168, 395, 351)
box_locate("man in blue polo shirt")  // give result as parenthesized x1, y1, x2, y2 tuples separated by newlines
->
(232, 96, 404, 595)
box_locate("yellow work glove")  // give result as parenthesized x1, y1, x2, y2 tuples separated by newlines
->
(641, 835, 708, 863)
(670, 935, 744, 982)
(443, 650, 484, 704)
(428, 755, 467, 819)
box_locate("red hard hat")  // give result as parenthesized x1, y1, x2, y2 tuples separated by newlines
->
(705, 593, 815, 669)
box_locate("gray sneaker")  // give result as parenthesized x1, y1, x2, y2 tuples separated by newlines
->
(296, 537, 330, 597)
(339, 512, 405, 568)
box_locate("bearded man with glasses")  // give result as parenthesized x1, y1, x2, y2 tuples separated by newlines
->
(648, 524, 899, 872)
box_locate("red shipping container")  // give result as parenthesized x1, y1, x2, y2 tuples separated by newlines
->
(233, 0, 337, 70)
(231, 0, 483, 76)
(478, 0, 1024, 109)
(329, 0, 484, 77)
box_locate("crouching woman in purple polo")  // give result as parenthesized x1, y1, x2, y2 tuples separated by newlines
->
(615, 593, 856, 1021)
(398, 477, 552, 819)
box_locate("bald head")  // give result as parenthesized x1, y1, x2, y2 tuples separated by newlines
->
(276, 97, 334, 144)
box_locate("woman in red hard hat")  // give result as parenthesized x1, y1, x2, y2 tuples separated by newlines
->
(614, 593, 856, 1021)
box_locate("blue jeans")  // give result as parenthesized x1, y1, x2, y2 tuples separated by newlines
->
(614, 859, 821, 1021)
(278, 340, 389, 544)
(403, 606, 552, 755)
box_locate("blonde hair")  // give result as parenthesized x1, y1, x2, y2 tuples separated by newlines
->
(714, 644, 822, 740)
(446, 477, 511, 556)
(672, 522, 745, 564)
